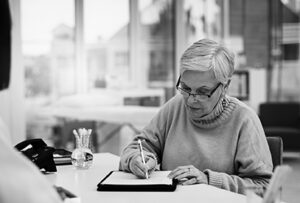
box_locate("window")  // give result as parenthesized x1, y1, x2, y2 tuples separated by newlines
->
(21, 0, 173, 140)
(22, 0, 75, 100)
(115, 52, 129, 67)
(139, 0, 175, 100)
(270, 0, 300, 101)
(184, 0, 223, 45)
(84, 0, 130, 90)
(21, 0, 75, 139)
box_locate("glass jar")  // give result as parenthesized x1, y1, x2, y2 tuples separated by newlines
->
(71, 128, 93, 169)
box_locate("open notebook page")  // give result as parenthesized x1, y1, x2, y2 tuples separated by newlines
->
(102, 171, 172, 185)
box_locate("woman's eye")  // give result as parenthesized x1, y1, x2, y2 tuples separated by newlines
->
(196, 89, 209, 95)
(180, 84, 191, 92)
(182, 87, 191, 92)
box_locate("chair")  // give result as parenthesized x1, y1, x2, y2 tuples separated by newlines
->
(259, 102, 300, 151)
(266, 136, 283, 170)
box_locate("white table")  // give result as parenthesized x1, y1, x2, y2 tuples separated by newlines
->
(45, 153, 247, 203)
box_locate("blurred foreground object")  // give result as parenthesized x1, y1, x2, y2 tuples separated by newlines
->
(0, 126, 63, 203)
(0, 0, 11, 90)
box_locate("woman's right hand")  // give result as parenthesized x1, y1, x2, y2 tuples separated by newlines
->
(129, 155, 157, 178)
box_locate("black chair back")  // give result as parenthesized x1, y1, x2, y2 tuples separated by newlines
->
(266, 136, 283, 170)
(259, 102, 300, 128)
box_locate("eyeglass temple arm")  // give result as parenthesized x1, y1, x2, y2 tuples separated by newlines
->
(176, 75, 181, 88)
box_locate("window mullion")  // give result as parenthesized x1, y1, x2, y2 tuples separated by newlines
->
(129, 0, 142, 87)
(220, 0, 230, 47)
(75, 0, 86, 93)
(175, 0, 185, 79)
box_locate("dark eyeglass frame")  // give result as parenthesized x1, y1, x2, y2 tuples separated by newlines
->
(176, 76, 222, 99)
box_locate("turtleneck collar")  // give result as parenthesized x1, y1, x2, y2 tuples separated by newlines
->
(189, 95, 237, 129)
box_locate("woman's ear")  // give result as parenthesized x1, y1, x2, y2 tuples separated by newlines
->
(222, 80, 231, 95)
(225, 80, 231, 89)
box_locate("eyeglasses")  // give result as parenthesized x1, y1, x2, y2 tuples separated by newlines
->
(176, 76, 222, 101)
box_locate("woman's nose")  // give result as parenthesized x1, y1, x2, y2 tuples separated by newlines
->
(187, 95, 198, 104)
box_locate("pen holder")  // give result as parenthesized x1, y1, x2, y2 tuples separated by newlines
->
(71, 128, 93, 169)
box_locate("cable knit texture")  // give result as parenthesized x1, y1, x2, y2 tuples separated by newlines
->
(190, 95, 236, 128)
(119, 94, 273, 195)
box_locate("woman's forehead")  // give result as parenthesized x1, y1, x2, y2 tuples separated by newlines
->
(181, 70, 218, 88)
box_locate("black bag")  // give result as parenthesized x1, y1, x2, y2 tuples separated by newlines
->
(15, 138, 57, 172)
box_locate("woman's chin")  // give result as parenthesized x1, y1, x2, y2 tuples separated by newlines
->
(187, 107, 205, 117)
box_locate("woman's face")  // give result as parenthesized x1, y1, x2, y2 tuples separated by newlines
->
(180, 70, 223, 118)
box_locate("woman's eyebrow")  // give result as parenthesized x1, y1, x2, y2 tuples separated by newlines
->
(181, 81, 211, 90)
(196, 86, 211, 91)
(180, 81, 189, 87)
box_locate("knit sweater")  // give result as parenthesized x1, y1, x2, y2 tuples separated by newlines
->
(119, 94, 273, 194)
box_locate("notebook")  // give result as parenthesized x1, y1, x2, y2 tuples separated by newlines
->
(97, 170, 177, 191)
(53, 149, 72, 165)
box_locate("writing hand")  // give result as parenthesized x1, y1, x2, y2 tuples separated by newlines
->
(129, 155, 156, 179)
(168, 165, 208, 185)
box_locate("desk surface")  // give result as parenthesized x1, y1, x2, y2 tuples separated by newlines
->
(45, 153, 247, 203)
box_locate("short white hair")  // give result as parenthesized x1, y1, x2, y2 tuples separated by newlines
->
(180, 39, 235, 84)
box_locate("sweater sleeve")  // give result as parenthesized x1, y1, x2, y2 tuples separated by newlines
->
(119, 102, 170, 172)
(204, 110, 273, 195)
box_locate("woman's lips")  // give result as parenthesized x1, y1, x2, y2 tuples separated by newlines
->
(188, 106, 201, 111)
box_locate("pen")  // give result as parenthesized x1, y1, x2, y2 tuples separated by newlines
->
(138, 139, 149, 179)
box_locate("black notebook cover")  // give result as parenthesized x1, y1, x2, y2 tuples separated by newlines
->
(97, 171, 177, 192)
(53, 149, 72, 165)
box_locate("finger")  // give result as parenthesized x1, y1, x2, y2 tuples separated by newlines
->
(60, 192, 66, 200)
(174, 167, 196, 180)
(168, 167, 189, 179)
(131, 160, 143, 172)
(132, 164, 147, 178)
(146, 159, 156, 176)
(196, 172, 208, 184)
(138, 160, 149, 176)
(131, 158, 148, 178)
(177, 178, 189, 185)
(169, 166, 183, 176)
(168, 166, 187, 176)
(181, 178, 197, 185)
(56, 187, 67, 200)
(148, 166, 156, 175)
(146, 158, 156, 171)
(134, 156, 148, 171)
(174, 170, 193, 180)
(169, 168, 189, 179)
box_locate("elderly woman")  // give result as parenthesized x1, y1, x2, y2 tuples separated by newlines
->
(119, 39, 273, 194)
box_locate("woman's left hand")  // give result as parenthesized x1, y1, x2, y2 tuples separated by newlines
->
(168, 165, 208, 185)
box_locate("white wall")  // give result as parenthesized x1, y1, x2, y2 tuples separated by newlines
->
(247, 68, 267, 113)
